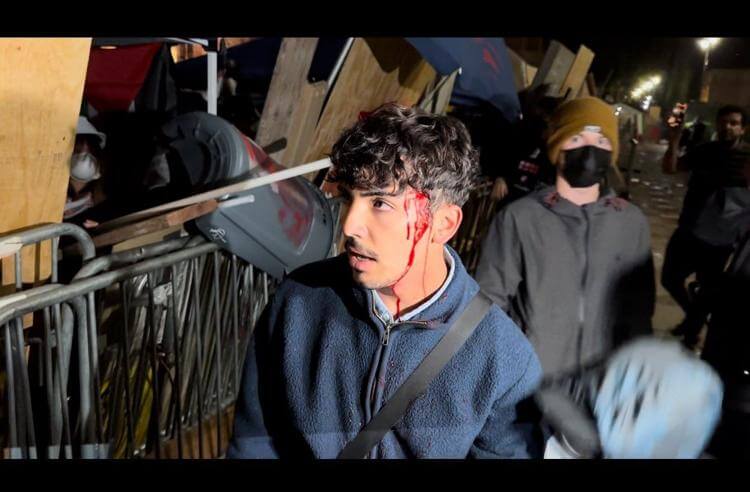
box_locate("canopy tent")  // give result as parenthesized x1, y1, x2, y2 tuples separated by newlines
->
(88, 37, 218, 115)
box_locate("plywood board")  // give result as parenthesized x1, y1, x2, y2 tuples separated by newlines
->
(507, 48, 528, 91)
(151, 406, 235, 459)
(223, 38, 256, 49)
(524, 65, 538, 89)
(586, 72, 598, 97)
(255, 38, 319, 163)
(530, 40, 575, 96)
(579, 82, 591, 98)
(111, 225, 184, 253)
(91, 200, 217, 248)
(303, 38, 436, 164)
(432, 72, 458, 116)
(0, 38, 91, 287)
(559, 45, 595, 101)
(284, 81, 327, 167)
(419, 71, 458, 115)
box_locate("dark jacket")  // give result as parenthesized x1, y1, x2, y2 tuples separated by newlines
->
(679, 141, 750, 228)
(475, 186, 655, 379)
(227, 247, 542, 459)
(701, 200, 750, 381)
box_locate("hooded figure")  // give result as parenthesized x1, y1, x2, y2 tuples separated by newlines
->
(70, 116, 106, 183)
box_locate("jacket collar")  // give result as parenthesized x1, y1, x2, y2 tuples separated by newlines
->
(534, 185, 627, 218)
(348, 246, 476, 328)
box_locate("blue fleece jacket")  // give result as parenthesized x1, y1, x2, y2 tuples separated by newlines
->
(227, 246, 542, 459)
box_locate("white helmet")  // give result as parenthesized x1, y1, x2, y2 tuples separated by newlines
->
(76, 116, 106, 148)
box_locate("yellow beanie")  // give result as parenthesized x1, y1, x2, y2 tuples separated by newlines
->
(546, 97, 619, 165)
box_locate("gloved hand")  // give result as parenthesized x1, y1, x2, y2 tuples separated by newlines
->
(536, 370, 603, 459)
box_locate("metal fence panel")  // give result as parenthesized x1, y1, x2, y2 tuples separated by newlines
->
(0, 189, 498, 459)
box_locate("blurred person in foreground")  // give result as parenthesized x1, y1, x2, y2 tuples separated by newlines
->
(541, 337, 723, 459)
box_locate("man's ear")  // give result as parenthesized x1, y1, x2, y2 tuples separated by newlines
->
(431, 203, 463, 245)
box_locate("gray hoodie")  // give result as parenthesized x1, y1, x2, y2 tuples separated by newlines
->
(475, 185, 655, 379)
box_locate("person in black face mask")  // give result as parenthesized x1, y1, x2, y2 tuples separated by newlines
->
(662, 104, 750, 349)
(559, 143, 611, 187)
(476, 97, 655, 456)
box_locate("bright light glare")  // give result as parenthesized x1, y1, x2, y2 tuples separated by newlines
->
(698, 38, 720, 51)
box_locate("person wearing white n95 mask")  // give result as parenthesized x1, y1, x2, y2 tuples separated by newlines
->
(64, 116, 107, 228)
(70, 151, 101, 183)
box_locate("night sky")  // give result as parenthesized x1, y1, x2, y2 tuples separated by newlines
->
(555, 37, 750, 104)
(566, 37, 750, 75)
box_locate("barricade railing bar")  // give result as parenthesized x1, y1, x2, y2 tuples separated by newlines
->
(0, 223, 96, 292)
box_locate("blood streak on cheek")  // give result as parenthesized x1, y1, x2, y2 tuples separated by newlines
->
(393, 191, 431, 319)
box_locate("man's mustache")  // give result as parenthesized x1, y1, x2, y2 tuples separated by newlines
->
(344, 238, 378, 260)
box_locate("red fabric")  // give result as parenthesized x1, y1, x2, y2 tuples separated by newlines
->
(84, 43, 162, 112)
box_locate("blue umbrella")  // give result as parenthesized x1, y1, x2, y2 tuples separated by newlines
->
(406, 37, 521, 122)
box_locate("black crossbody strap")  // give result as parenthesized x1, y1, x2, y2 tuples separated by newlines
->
(338, 291, 493, 459)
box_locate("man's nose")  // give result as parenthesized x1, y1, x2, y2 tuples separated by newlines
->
(341, 202, 365, 239)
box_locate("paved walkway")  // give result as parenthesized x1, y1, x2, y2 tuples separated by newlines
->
(623, 141, 691, 338)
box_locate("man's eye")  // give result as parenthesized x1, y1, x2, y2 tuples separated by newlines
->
(373, 199, 391, 210)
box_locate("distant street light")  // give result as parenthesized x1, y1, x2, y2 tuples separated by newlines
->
(698, 38, 721, 102)
(698, 38, 721, 69)
(629, 73, 662, 110)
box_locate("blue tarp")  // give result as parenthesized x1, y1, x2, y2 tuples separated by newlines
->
(406, 37, 521, 122)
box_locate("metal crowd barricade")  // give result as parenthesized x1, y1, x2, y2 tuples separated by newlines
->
(0, 222, 96, 297)
(76, 235, 274, 459)
(0, 232, 275, 459)
(0, 223, 96, 459)
(450, 178, 501, 275)
(0, 189, 496, 459)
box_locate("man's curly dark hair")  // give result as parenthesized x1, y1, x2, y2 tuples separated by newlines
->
(327, 103, 480, 207)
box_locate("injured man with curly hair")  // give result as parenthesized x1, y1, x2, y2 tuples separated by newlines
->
(227, 103, 543, 459)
